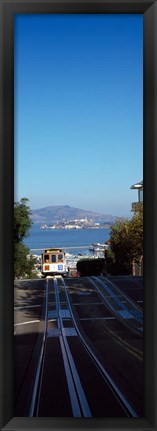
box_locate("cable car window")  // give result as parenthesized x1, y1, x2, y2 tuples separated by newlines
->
(51, 255, 56, 263)
(58, 254, 63, 262)
(44, 254, 49, 263)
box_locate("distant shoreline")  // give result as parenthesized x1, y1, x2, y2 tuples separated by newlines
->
(39, 226, 111, 230)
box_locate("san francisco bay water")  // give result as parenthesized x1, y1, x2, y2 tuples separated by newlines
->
(24, 224, 110, 256)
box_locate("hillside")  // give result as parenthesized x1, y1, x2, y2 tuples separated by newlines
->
(31, 205, 115, 224)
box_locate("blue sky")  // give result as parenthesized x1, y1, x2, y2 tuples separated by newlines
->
(14, 14, 143, 217)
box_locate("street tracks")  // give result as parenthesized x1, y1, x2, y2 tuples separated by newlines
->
(26, 276, 139, 417)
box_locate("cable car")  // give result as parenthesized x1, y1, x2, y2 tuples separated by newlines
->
(41, 248, 67, 277)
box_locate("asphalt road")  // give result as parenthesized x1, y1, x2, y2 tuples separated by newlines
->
(65, 276, 143, 415)
(14, 275, 143, 417)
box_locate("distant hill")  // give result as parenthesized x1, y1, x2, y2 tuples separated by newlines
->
(31, 205, 115, 224)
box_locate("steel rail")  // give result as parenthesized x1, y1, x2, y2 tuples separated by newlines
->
(93, 276, 143, 323)
(62, 277, 138, 418)
(101, 275, 143, 311)
(53, 277, 92, 417)
(28, 279, 49, 417)
(89, 277, 143, 335)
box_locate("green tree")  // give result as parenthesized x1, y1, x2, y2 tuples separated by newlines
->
(105, 244, 132, 275)
(129, 203, 143, 263)
(14, 198, 37, 279)
(14, 198, 32, 242)
(109, 203, 143, 274)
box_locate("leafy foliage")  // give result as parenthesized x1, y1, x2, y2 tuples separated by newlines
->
(14, 198, 37, 279)
(105, 248, 131, 275)
(14, 198, 32, 243)
(109, 203, 143, 274)
(128, 203, 143, 262)
(110, 218, 131, 265)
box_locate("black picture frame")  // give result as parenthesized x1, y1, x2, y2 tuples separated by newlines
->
(0, 0, 157, 430)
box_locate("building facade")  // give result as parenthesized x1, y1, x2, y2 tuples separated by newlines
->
(130, 180, 143, 212)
